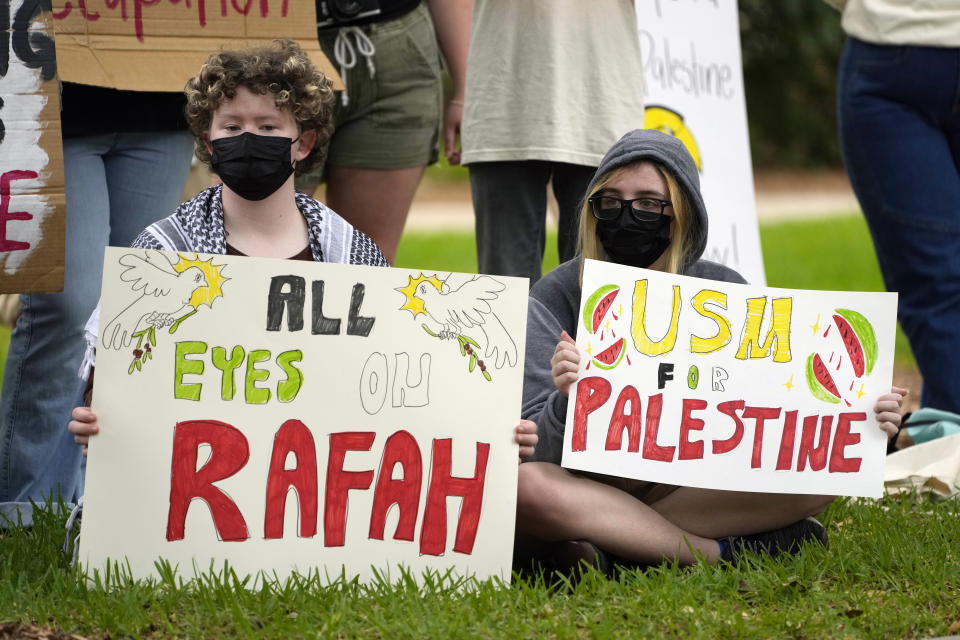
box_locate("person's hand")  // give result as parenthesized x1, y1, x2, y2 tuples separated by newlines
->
(875, 385, 907, 439)
(68, 406, 99, 457)
(551, 331, 581, 397)
(443, 99, 463, 165)
(515, 420, 538, 460)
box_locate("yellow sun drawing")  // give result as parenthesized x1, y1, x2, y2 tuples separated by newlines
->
(396, 273, 444, 317)
(173, 254, 229, 308)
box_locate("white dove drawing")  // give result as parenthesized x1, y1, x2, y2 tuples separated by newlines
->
(416, 274, 518, 369)
(101, 252, 209, 350)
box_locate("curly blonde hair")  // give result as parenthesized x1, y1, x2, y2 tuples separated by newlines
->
(184, 39, 335, 176)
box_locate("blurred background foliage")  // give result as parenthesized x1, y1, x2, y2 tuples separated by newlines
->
(739, 1, 846, 169)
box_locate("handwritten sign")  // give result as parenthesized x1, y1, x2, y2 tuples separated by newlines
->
(0, 0, 65, 293)
(636, 0, 765, 284)
(562, 259, 897, 498)
(51, 0, 342, 91)
(80, 248, 527, 584)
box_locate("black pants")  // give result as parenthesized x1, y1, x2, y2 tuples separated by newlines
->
(469, 160, 596, 285)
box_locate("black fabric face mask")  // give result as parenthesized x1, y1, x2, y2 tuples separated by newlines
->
(210, 132, 296, 201)
(596, 213, 672, 268)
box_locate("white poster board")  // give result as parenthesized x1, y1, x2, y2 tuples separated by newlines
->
(80, 248, 528, 584)
(636, 0, 766, 284)
(562, 259, 897, 498)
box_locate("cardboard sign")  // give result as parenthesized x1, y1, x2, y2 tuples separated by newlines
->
(562, 259, 897, 498)
(80, 248, 527, 584)
(636, 0, 766, 285)
(51, 0, 343, 91)
(0, 0, 65, 293)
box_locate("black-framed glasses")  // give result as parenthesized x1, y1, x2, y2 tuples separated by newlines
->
(588, 195, 672, 222)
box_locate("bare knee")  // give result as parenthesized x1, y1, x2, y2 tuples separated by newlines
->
(516, 463, 575, 538)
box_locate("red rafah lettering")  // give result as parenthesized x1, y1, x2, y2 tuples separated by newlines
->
(264, 419, 317, 539)
(323, 432, 375, 547)
(166, 419, 250, 542)
(420, 439, 489, 556)
(369, 430, 422, 542)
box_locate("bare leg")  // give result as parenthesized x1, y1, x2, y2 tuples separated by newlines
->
(322, 165, 426, 264)
(517, 462, 721, 565)
(650, 487, 833, 540)
(518, 462, 834, 566)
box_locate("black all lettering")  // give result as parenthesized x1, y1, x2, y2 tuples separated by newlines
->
(266, 275, 305, 331)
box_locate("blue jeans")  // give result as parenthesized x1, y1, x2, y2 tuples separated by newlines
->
(838, 38, 960, 412)
(0, 131, 193, 526)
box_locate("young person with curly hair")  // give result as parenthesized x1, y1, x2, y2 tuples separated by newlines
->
(516, 129, 905, 571)
(69, 40, 388, 453)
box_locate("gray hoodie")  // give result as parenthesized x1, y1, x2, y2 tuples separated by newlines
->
(521, 129, 746, 464)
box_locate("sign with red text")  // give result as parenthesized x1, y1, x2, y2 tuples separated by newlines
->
(51, 0, 343, 91)
(636, 0, 765, 285)
(0, 0, 65, 293)
(80, 248, 527, 583)
(562, 259, 897, 498)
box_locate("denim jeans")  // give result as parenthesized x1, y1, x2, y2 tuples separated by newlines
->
(0, 131, 193, 526)
(470, 161, 596, 285)
(838, 38, 960, 412)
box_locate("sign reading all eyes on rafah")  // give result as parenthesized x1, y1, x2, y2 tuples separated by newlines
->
(563, 259, 897, 499)
(80, 248, 527, 584)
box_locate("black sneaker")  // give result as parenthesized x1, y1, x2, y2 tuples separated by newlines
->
(721, 517, 829, 563)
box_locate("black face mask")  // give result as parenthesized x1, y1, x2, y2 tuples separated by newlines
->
(596, 213, 672, 268)
(210, 132, 296, 201)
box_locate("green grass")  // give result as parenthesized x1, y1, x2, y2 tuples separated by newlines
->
(2, 496, 958, 638)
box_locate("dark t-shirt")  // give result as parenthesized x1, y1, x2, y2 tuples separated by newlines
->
(60, 83, 188, 139)
(226, 243, 315, 261)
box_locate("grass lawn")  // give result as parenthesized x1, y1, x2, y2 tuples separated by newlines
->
(1, 496, 958, 638)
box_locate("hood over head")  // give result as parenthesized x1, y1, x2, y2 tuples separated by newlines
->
(587, 129, 707, 269)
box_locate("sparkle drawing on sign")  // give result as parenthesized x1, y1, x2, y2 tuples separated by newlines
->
(396, 272, 518, 381)
(100, 252, 228, 374)
(784, 375, 794, 392)
(810, 314, 821, 335)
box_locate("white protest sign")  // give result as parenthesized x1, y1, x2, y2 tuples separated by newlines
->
(562, 259, 897, 498)
(637, 0, 766, 285)
(80, 248, 527, 584)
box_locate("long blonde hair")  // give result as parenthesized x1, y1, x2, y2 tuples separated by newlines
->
(577, 160, 692, 281)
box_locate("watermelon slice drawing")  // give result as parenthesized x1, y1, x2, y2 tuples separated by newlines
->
(833, 308, 877, 378)
(582, 284, 620, 335)
(806, 352, 841, 404)
(592, 338, 626, 370)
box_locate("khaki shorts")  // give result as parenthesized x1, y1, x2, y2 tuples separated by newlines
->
(576, 470, 680, 505)
(299, 3, 442, 187)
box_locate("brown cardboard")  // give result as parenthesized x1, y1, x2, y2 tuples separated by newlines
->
(0, 1, 65, 294)
(52, 1, 343, 91)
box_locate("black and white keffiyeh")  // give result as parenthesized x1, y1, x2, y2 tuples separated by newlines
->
(130, 185, 388, 266)
(80, 186, 388, 377)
